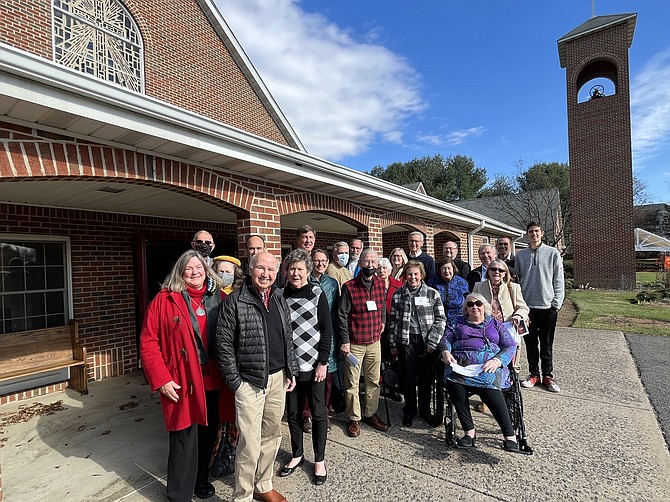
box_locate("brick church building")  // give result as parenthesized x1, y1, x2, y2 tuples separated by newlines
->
(0, 0, 521, 403)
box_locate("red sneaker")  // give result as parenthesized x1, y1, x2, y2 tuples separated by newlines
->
(520, 375, 541, 388)
(543, 376, 561, 393)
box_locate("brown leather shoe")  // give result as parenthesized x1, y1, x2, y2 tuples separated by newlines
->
(253, 489, 287, 502)
(362, 413, 389, 432)
(347, 419, 360, 437)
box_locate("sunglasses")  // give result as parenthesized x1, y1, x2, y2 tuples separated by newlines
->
(466, 300, 484, 308)
(489, 268, 505, 273)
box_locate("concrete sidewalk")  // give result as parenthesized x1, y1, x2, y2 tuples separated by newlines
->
(1, 327, 669, 501)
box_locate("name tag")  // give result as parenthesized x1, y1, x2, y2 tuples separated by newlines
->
(415, 297, 430, 307)
(366, 300, 378, 311)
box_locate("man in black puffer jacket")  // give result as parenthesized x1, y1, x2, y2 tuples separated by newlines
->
(217, 251, 297, 502)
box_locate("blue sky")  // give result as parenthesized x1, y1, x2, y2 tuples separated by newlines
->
(216, 0, 670, 204)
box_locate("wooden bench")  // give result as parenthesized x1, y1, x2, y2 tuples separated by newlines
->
(0, 320, 88, 394)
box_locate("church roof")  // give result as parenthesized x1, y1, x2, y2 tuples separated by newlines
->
(557, 13, 637, 68)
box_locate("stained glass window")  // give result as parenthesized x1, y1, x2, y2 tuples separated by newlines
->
(53, 0, 144, 92)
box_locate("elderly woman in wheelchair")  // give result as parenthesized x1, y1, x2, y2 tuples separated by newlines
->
(439, 292, 520, 452)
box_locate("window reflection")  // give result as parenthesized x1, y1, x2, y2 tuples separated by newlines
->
(1, 240, 69, 334)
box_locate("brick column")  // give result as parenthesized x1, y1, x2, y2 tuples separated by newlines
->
(237, 196, 281, 257)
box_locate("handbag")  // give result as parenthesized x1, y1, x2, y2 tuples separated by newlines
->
(210, 425, 236, 478)
(381, 360, 402, 394)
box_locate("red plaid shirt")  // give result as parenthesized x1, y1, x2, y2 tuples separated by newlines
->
(338, 275, 386, 345)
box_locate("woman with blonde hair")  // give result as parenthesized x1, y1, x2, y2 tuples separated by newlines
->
(388, 247, 408, 281)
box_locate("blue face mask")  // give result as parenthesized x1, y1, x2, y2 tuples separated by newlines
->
(218, 272, 234, 287)
(337, 253, 349, 267)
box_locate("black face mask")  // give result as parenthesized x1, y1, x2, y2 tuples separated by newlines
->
(194, 243, 213, 257)
(360, 267, 377, 278)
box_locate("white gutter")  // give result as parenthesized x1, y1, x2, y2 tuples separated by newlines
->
(467, 220, 487, 264)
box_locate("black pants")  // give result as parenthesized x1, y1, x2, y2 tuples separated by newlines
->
(196, 389, 220, 484)
(445, 380, 514, 437)
(168, 425, 198, 502)
(167, 389, 219, 502)
(287, 373, 327, 462)
(525, 308, 558, 378)
(399, 334, 435, 418)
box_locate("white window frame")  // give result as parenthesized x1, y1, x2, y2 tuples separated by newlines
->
(1, 234, 73, 332)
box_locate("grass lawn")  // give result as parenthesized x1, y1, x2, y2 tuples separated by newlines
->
(567, 289, 670, 336)
(636, 271, 668, 287)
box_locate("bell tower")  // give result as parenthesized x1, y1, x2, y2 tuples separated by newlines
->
(558, 14, 637, 288)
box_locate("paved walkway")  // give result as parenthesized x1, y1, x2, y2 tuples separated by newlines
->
(2, 327, 670, 501)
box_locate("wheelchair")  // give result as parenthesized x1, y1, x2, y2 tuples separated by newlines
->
(441, 363, 533, 454)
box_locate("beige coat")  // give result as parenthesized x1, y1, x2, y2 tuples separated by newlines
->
(473, 280, 530, 322)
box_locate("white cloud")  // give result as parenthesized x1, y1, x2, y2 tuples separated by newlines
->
(215, 0, 425, 160)
(631, 47, 670, 163)
(445, 126, 486, 146)
(416, 126, 486, 147)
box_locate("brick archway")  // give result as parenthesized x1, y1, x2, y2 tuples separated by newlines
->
(379, 211, 429, 235)
(275, 192, 370, 228)
(0, 130, 253, 215)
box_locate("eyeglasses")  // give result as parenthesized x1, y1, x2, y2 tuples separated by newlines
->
(195, 239, 213, 245)
(466, 300, 484, 308)
(313, 259, 328, 264)
(489, 268, 505, 273)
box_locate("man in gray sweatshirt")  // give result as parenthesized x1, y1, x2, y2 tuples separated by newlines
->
(515, 222, 565, 393)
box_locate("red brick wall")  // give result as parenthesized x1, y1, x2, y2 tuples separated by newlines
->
(1, 202, 237, 394)
(564, 22, 636, 288)
(0, 0, 294, 147)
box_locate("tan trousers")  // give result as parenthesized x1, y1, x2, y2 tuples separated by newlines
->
(233, 370, 286, 502)
(344, 341, 381, 421)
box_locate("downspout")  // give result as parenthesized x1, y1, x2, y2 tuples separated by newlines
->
(512, 233, 525, 256)
(467, 220, 486, 265)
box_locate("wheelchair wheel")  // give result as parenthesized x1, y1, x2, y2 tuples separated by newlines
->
(443, 382, 457, 447)
(504, 367, 533, 454)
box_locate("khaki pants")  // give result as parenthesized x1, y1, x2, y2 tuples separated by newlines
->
(233, 370, 286, 502)
(344, 341, 381, 421)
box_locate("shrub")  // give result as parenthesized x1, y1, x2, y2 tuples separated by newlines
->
(563, 260, 573, 279)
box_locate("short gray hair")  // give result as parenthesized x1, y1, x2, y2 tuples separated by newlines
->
(378, 258, 392, 271)
(359, 248, 378, 262)
(462, 292, 492, 316)
(285, 248, 313, 274)
(332, 241, 349, 253)
(408, 231, 424, 242)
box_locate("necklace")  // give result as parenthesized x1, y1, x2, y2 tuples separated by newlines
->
(189, 296, 206, 316)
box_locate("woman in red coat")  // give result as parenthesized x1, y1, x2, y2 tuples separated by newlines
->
(378, 257, 403, 401)
(140, 250, 223, 502)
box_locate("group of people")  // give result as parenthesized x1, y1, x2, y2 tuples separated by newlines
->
(140, 222, 564, 501)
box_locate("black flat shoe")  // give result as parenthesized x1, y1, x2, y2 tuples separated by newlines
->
(402, 416, 413, 427)
(278, 456, 304, 477)
(503, 439, 520, 452)
(457, 434, 476, 448)
(194, 481, 215, 499)
(314, 471, 328, 486)
(420, 413, 438, 428)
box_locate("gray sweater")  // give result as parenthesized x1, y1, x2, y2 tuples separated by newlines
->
(515, 244, 565, 310)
